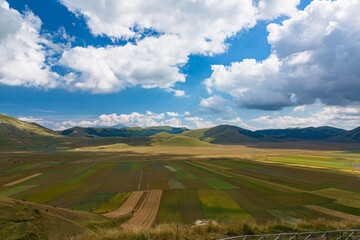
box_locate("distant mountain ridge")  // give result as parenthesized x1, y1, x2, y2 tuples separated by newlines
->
(182, 125, 271, 144)
(331, 126, 360, 142)
(60, 126, 188, 138)
(1, 114, 360, 149)
(255, 126, 346, 141)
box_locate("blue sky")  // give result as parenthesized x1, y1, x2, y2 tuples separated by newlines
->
(1, 0, 360, 130)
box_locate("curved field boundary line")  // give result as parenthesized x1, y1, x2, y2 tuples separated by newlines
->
(122, 190, 162, 230)
(305, 205, 360, 221)
(3, 173, 42, 186)
(104, 191, 145, 218)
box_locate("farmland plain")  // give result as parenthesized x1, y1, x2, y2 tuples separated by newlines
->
(1, 144, 360, 231)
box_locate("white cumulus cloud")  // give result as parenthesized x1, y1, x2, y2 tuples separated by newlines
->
(166, 112, 179, 117)
(0, 1, 59, 88)
(251, 105, 360, 130)
(184, 117, 215, 129)
(258, 0, 300, 19)
(57, 0, 259, 94)
(0, 0, 304, 95)
(205, 0, 360, 110)
(56, 111, 189, 130)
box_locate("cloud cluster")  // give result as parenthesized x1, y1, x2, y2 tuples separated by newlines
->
(0, 0, 300, 96)
(20, 103, 360, 131)
(0, 1, 59, 88)
(205, 0, 360, 110)
(57, 0, 260, 94)
(18, 116, 47, 125)
(55, 111, 194, 130)
(59, 35, 187, 93)
(258, 0, 300, 19)
(200, 95, 233, 114)
(184, 117, 215, 129)
(252, 105, 360, 130)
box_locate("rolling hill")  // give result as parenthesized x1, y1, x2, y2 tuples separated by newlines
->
(255, 126, 346, 141)
(60, 126, 188, 138)
(331, 126, 360, 142)
(0, 114, 62, 149)
(150, 132, 212, 147)
(2, 114, 360, 148)
(181, 125, 270, 144)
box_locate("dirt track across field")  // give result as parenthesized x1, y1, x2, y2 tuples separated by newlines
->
(122, 190, 162, 229)
(103, 191, 145, 218)
(3, 173, 43, 186)
(305, 205, 360, 221)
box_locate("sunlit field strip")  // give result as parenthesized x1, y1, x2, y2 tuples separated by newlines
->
(156, 189, 181, 223)
(312, 188, 360, 209)
(198, 189, 251, 220)
(217, 159, 316, 184)
(215, 160, 324, 191)
(25, 182, 83, 204)
(186, 160, 304, 193)
(267, 156, 353, 170)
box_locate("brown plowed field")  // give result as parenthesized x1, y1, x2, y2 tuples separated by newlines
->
(122, 190, 162, 229)
(104, 191, 145, 218)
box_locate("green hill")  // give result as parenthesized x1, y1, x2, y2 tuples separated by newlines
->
(0, 114, 62, 149)
(182, 125, 270, 144)
(256, 126, 346, 141)
(60, 126, 188, 138)
(331, 126, 360, 142)
(150, 132, 212, 147)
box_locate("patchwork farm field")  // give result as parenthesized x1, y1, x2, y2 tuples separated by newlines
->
(1, 145, 360, 229)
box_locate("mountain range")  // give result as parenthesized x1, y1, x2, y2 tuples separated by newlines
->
(1, 114, 360, 149)
(60, 126, 188, 138)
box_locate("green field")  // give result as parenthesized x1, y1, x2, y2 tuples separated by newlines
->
(267, 155, 357, 170)
(0, 145, 360, 226)
(93, 192, 131, 213)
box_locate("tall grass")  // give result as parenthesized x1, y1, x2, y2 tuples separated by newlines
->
(72, 219, 360, 240)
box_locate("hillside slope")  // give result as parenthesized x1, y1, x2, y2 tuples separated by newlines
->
(151, 132, 212, 147)
(0, 196, 113, 240)
(182, 125, 270, 144)
(256, 126, 346, 141)
(0, 114, 62, 149)
(331, 126, 360, 142)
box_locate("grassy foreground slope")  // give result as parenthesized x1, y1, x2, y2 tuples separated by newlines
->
(0, 196, 120, 240)
(1, 196, 359, 240)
